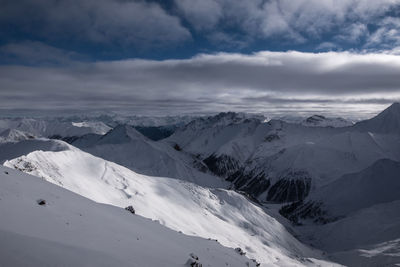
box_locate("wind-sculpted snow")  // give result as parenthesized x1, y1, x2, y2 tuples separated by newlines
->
(0, 166, 262, 267)
(4, 147, 338, 266)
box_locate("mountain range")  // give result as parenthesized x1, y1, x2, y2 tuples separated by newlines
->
(1, 103, 399, 266)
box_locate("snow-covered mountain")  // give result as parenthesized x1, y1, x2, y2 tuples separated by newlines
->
(301, 115, 353, 128)
(0, 166, 261, 267)
(0, 117, 111, 137)
(353, 102, 400, 134)
(166, 112, 267, 171)
(165, 105, 400, 203)
(280, 158, 400, 223)
(69, 124, 226, 187)
(1, 103, 399, 267)
(0, 128, 35, 143)
(3, 145, 337, 266)
(56, 113, 200, 127)
(278, 158, 400, 266)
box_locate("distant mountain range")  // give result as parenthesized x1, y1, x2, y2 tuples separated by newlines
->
(0, 103, 399, 266)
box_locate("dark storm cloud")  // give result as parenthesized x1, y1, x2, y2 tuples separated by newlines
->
(0, 41, 86, 65)
(174, 0, 400, 48)
(0, 0, 191, 48)
(1, 0, 400, 54)
(0, 51, 399, 117)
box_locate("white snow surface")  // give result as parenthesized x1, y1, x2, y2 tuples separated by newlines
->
(0, 166, 261, 267)
(4, 146, 338, 266)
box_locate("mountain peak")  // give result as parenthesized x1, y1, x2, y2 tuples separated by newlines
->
(98, 124, 147, 144)
(372, 102, 400, 120)
(302, 115, 352, 128)
(183, 112, 265, 132)
(385, 102, 400, 113)
(354, 102, 400, 134)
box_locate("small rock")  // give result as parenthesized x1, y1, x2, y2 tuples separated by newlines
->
(235, 247, 246, 256)
(37, 199, 46, 206)
(190, 253, 199, 260)
(125, 205, 135, 214)
(185, 257, 202, 267)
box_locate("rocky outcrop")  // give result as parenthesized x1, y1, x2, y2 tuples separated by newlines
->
(203, 154, 241, 178)
(227, 169, 270, 199)
(266, 171, 312, 202)
(279, 200, 339, 225)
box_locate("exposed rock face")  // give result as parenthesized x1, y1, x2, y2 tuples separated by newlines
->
(227, 169, 270, 199)
(203, 154, 241, 178)
(227, 168, 312, 203)
(279, 201, 336, 225)
(266, 171, 312, 202)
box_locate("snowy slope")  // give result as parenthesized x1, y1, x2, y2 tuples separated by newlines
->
(71, 125, 226, 188)
(0, 166, 260, 267)
(271, 158, 400, 267)
(280, 159, 400, 222)
(286, 199, 400, 267)
(315, 159, 400, 216)
(4, 147, 338, 266)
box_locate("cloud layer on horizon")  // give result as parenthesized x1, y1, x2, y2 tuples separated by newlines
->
(0, 50, 399, 118)
(1, 0, 400, 118)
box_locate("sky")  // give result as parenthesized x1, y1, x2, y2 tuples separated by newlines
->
(0, 0, 400, 118)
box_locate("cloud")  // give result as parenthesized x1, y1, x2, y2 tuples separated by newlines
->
(0, 50, 399, 117)
(365, 17, 400, 49)
(0, 0, 191, 48)
(335, 23, 368, 43)
(0, 41, 85, 65)
(174, 0, 400, 47)
(1, 0, 399, 53)
(316, 42, 338, 51)
(174, 0, 222, 31)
